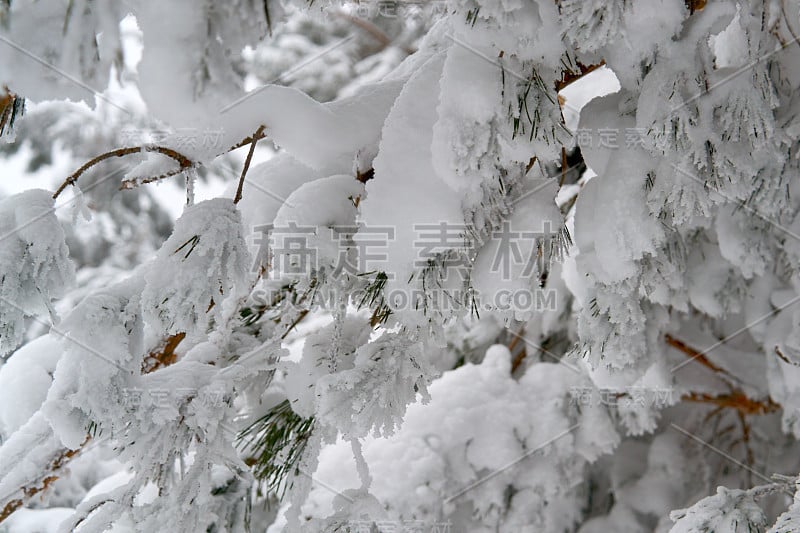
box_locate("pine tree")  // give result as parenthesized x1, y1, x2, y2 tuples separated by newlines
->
(1, 1, 800, 532)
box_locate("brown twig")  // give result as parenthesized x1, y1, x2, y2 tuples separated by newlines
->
(54, 145, 194, 199)
(227, 129, 268, 152)
(668, 335, 781, 416)
(0, 436, 88, 524)
(508, 327, 531, 374)
(774, 345, 800, 366)
(281, 309, 310, 339)
(234, 125, 265, 204)
(781, 0, 800, 46)
(682, 391, 780, 416)
(118, 130, 271, 192)
(119, 164, 191, 190)
(665, 333, 729, 376)
(525, 156, 537, 174)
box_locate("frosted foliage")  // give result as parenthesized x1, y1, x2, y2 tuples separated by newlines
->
(42, 277, 144, 450)
(559, 0, 628, 54)
(0, 334, 60, 438)
(283, 316, 373, 418)
(272, 174, 364, 279)
(4, 0, 800, 531)
(0, 0, 121, 103)
(303, 347, 618, 532)
(133, 0, 273, 127)
(0, 189, 75, 357)
(769, 485, 800, 533)
(669, 487, 768, 533)
(142, 198, 250, 337)
(432, 43, 503, 198)
(315, 332, 434, 438)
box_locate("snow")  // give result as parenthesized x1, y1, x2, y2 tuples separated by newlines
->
(0, 334, 61, 438)
(297, 346, 604, 531)
(356, 52, 466, 312)
(1, 1, 800, 531)
(573, 93, 664, 285)
(271, 174, 364, 279)
(141, 198, 250, 337)
(709, 8, 748, 70)
(670, 486, 768, 533)
(0, 189, 75, 356)
(431, 41, 502, 199)
(471, 176, 562, 321)
(0, 0, 120, 104)
(2, 507, 74, 533)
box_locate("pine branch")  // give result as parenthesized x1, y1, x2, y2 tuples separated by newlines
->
(0, 331, 187, 525)
(238, 400, 315, 499)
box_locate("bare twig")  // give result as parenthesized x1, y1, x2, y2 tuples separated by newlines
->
(117, 130, 270, 192)
(54, 145, 194, 199)
(281, 309, 310, 340)
(119, 164, 192, 191)
(234, 125, 265, 204)
(228, 129, 268, 151)
(665, 334, 729, 376)
(682, 391, 780, 416)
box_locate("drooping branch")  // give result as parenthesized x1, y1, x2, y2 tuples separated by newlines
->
(117, 129, 269, 192)
(0, 332, 186, 525)
(0, 437, 88, 524)
(53, 145, 194, 199)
